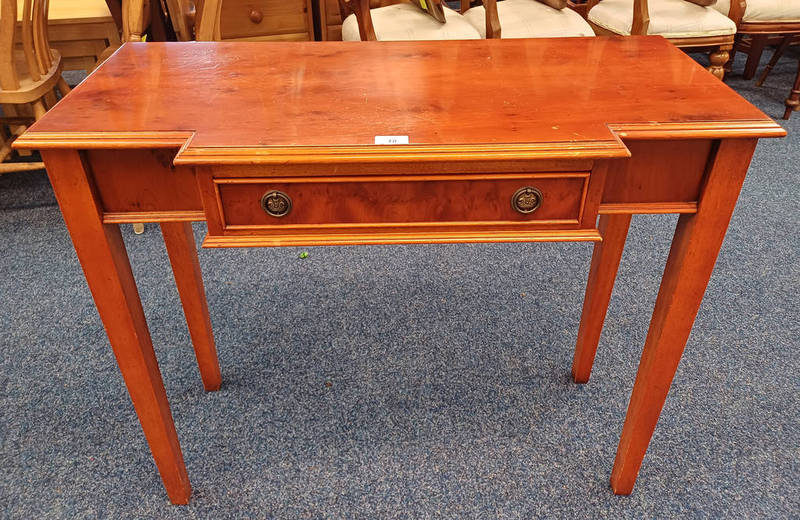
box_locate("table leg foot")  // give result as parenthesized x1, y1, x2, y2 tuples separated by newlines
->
(572, 214, 631, 384)
(609, 139, 757, 493)
(161, 222, 222, 391)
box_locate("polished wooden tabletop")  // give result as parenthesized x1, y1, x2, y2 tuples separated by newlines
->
(20, 36, 784, 161)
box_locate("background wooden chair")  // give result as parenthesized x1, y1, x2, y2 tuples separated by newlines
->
(1, 0, 71, 173)
(753, 34, 799, 119)
(784, 57, 800, 119)
(338, 0, 482, 41)
(162, 0, 194, 40)
(586, 0, 737, 79)
(30, 0, 121, 71)
(712, 0, 800, 80)
(461, 0, 595, 39)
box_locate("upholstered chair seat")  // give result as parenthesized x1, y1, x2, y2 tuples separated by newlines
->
(713, 0, 800, 22)
(341, 3, 482, 41)
(589, 0, 737, 38)
(463, 0, 595, 38)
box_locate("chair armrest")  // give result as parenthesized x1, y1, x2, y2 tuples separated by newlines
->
(339, 0, 377, 40)
(727, 0, 745, 25)
(631, 0, 650, 35)
(483, 0, 501, 38)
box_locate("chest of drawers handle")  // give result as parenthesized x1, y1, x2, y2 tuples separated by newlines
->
(249, 8, 264, 24)
(512, 186, 543, 214)
(260, 190, 292, 217)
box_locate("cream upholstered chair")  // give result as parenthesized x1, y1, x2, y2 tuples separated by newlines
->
(462, 0, 595, 39)
(587, 0, 737, 79)
(339, 0, 481, 41)
(712, 0, 800, 79)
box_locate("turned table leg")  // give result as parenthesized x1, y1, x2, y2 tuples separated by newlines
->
(161, 222, 222, 391)
(572, 214, 632, 383)
(610, 139, 758, 494)
(41, 150, 192, 504)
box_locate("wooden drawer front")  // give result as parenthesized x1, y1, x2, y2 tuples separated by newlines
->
(214, 173, 588, 229)
(220, 0, 312, 40)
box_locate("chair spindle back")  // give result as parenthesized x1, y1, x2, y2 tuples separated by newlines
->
(1, 0, 53, 92)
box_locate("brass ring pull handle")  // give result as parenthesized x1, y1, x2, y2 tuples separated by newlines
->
(261, 190, 292, 217)
(249, 9, 264, 24)
(511, 186, 543, 214)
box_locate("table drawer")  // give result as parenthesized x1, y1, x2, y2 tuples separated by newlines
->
(199, 172, 602, 246)
(220, 173, 586, 224)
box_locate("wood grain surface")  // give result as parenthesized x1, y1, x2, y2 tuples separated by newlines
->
(17, 37, 784, 162)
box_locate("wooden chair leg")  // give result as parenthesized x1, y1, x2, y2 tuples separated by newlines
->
(0, 161, 46, 174)
(708, 45, 732, 80)
(40, 149, 192, 504)
(161, 222, 222, 391)
(756, 35, 792, 87)
(44, 90, 58, 109)
(93, 44, 119, 70)
(572, 214, 632, 383)
(610, 138, 758, 494)
(3, 104, 32, 157)
(725, 33, 741, 73)
(784, 59, 800, 120)
(57, 76, 72, 96)
(743, 34, 768, 80)
(32, 98, 47, 120)
(0, 127, 12, 163)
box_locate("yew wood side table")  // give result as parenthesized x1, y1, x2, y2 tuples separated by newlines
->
(15, 37, 785, 504)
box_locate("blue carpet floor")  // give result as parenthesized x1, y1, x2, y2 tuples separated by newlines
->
(1, 51, 798, 519)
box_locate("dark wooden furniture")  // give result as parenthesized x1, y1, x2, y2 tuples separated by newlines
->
(786, 58, 800, 119)
(756, 35, 800, 119)
(587, 0, 738, 79)
(15, 37, 784, 504)
(713, 0, 800, 80)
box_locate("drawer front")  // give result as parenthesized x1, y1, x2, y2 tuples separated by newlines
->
(220, 0, 311, 40)
(200, 172, 603, 246)
(217, 174, 587, 228)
